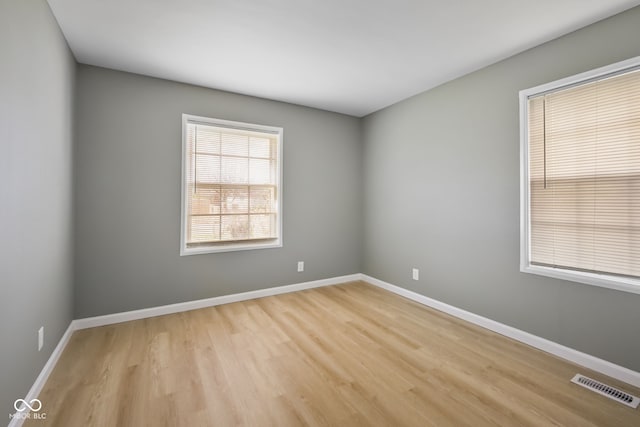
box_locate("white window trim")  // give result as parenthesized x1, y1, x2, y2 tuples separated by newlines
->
(180, 114, 283, 256)
(519, 56, 640, 295)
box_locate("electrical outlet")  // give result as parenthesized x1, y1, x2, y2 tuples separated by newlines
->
(297, 261, 304, 272)
(38, 327, 44, 351)
(412, 268, 419, 281)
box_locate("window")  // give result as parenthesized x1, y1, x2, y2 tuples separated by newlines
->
(180, 115, 282, 255)
(520, 57, 640, 294)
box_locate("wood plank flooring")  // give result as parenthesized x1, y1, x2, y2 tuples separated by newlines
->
(26, 281, 640, 426)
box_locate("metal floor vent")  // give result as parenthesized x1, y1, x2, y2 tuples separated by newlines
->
(571, 374, 639, 409)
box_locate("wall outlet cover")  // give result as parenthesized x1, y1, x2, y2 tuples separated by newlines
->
(38, 326, 44, 351)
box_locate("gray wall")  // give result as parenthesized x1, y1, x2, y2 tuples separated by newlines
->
(74, 65, 362, 318)
(362, 6, 640, 371)
(0, 0, 75, 418)
(2, 4, 639, 417)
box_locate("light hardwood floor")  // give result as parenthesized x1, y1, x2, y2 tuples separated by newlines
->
(26, 281, 640, 426)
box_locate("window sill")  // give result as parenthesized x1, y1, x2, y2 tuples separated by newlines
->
(521, 264, 640, 295)
(181, 239, 282, 256)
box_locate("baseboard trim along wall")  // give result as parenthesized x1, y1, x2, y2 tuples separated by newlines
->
(10, 274, 360, 426)
(73, 274, 362, 329)
(362, 274, 640, 389)
(8, 323, 75, 427)
(14, 272, 640, 426)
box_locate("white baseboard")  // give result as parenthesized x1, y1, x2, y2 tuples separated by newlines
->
(12, 271, 640, 427)
(8, 323, 75, 427)
(9, 274, 359, 426)
(73, 274, 361, 330)
(362, 274, 640, 389)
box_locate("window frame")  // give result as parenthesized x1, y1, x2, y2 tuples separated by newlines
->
(180, 114, 283, 256)
(519, 56, 640, 295)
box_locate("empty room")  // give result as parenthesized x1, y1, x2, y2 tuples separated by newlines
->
(2, 0, 640, 425)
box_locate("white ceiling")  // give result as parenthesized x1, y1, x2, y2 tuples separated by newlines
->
(47, 0, 640, 117)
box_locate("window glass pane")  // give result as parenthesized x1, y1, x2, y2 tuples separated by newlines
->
(250, 187, 275, 213)
(249, 158, 273, 185)
(189, 216, 220, 243)
(221, 133, 249, 156)
(221, 156, 248, 184)
(195, 125, 220, 154)
(221, 187, 249, 214)
(190, 186, 221, 215)
(250, 214, 276, 239)
(221, 215, 249, 241)
(249, 136, 272, 158)
(195, 154, 220, 184)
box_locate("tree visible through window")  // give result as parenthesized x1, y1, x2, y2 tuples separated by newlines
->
(181, 115, 282, 255)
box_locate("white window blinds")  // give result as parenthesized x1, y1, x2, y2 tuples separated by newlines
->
(182, 117, 281, 253)
(527, 68, 640, 279)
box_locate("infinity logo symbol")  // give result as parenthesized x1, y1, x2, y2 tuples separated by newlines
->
(14, 398, 42, 412)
